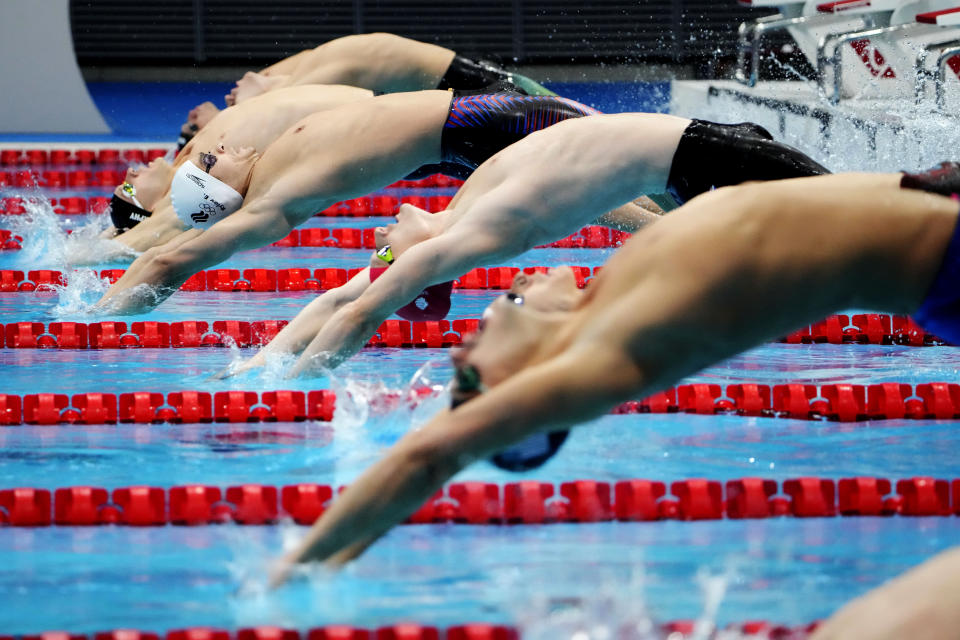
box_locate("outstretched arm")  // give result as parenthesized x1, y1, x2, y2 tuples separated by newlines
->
(95, 208, 290, 315)
(271, 344, 639, 584)
(288, 227, 510, 376)
(272, 173, 960, 579)
(224, 268, 373, 377)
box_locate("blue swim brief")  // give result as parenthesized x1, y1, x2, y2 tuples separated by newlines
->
(912, 207, 960, 345)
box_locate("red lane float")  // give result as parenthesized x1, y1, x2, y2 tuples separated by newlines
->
(0, 389, 335, 426)
(0, 266, 604, 292)
(0, 319, 473, 349)
(1, 476, 957, 527)
(0, 147, 166, 167)
(1, 194, 455, 217)
(0, 229, 22, 250)
(3, 381, 960, 425)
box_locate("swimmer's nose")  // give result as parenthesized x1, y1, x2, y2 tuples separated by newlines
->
(511, 273, 529, 291)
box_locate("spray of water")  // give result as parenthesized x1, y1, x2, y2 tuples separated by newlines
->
(49, 269, 111, 317)
(49, 273, 167, 319)
(3, 190, 137, 268)
(515, 562, 741, 640)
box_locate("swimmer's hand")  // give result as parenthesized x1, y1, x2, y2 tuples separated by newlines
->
(209, 364, 237, 381)
(208, 357, 261, 380)
(92, 284, 173, 316)
(811, 546, 960, 640)
(267, 414, 466, 589)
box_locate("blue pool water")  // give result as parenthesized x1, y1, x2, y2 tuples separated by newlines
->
(1, 80, 960, 636)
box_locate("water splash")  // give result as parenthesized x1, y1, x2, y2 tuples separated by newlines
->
(516, 568, 659, 640)
(62, 220, 140, 267)
(517, 564, 737, 640)
(49, 272, 167, 319)
(48, 269, 110, 317)
(3, 190, 136, 268)
(323, 358, 447, 484)
(4, 192, 72, 266)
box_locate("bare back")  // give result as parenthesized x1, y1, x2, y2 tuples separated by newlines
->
(243, 90, 452, 224)
(444, 113, 691, 248)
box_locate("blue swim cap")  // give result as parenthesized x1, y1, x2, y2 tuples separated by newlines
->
(489, 430, 569, 472)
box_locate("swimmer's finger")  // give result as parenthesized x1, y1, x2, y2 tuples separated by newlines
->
(207, 366, 233, 381)
(267, 556, 297, 590)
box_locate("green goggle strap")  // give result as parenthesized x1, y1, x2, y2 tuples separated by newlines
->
(376, 244, 394, 264)
(120, 182, 145, 209)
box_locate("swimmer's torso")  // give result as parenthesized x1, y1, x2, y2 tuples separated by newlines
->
(244, 90, 452, 219)
(177, 84, 374, 168)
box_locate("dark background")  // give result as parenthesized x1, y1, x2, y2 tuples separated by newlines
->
(71, 1, 772, 66)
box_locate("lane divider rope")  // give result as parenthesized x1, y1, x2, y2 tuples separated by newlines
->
(2, 381, 960, 426)
(0, 476, 956, 526)
(0, 266, 594, 292)
(0, 147, 171, 167)
(0, 313, 944, 349)
(0, 263, 948, 349)
(0, 621, 823, 639)
(2, 193, 459, 218)
(0, 191, 453, 218)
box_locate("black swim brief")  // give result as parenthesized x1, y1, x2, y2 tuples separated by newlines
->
(665, 119, 830, 205)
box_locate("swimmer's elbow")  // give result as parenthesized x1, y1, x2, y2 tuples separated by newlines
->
(150, 247, 194, 282)
(339, 299, 380, 334)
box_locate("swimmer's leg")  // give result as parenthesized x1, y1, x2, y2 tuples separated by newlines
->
(665, 120, 830, 205)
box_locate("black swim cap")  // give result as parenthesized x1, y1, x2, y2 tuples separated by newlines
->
(108, 194, 153, 232)
(176, 123, 199, 152)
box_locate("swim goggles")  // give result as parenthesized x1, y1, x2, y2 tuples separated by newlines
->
(450, 293, 524, 408)
(120, 182, 145, 209)
(450, 364, 486, 410)
(376, 244, 395, 265)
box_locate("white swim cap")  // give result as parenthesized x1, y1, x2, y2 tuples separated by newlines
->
(170, 160, 244, 229)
